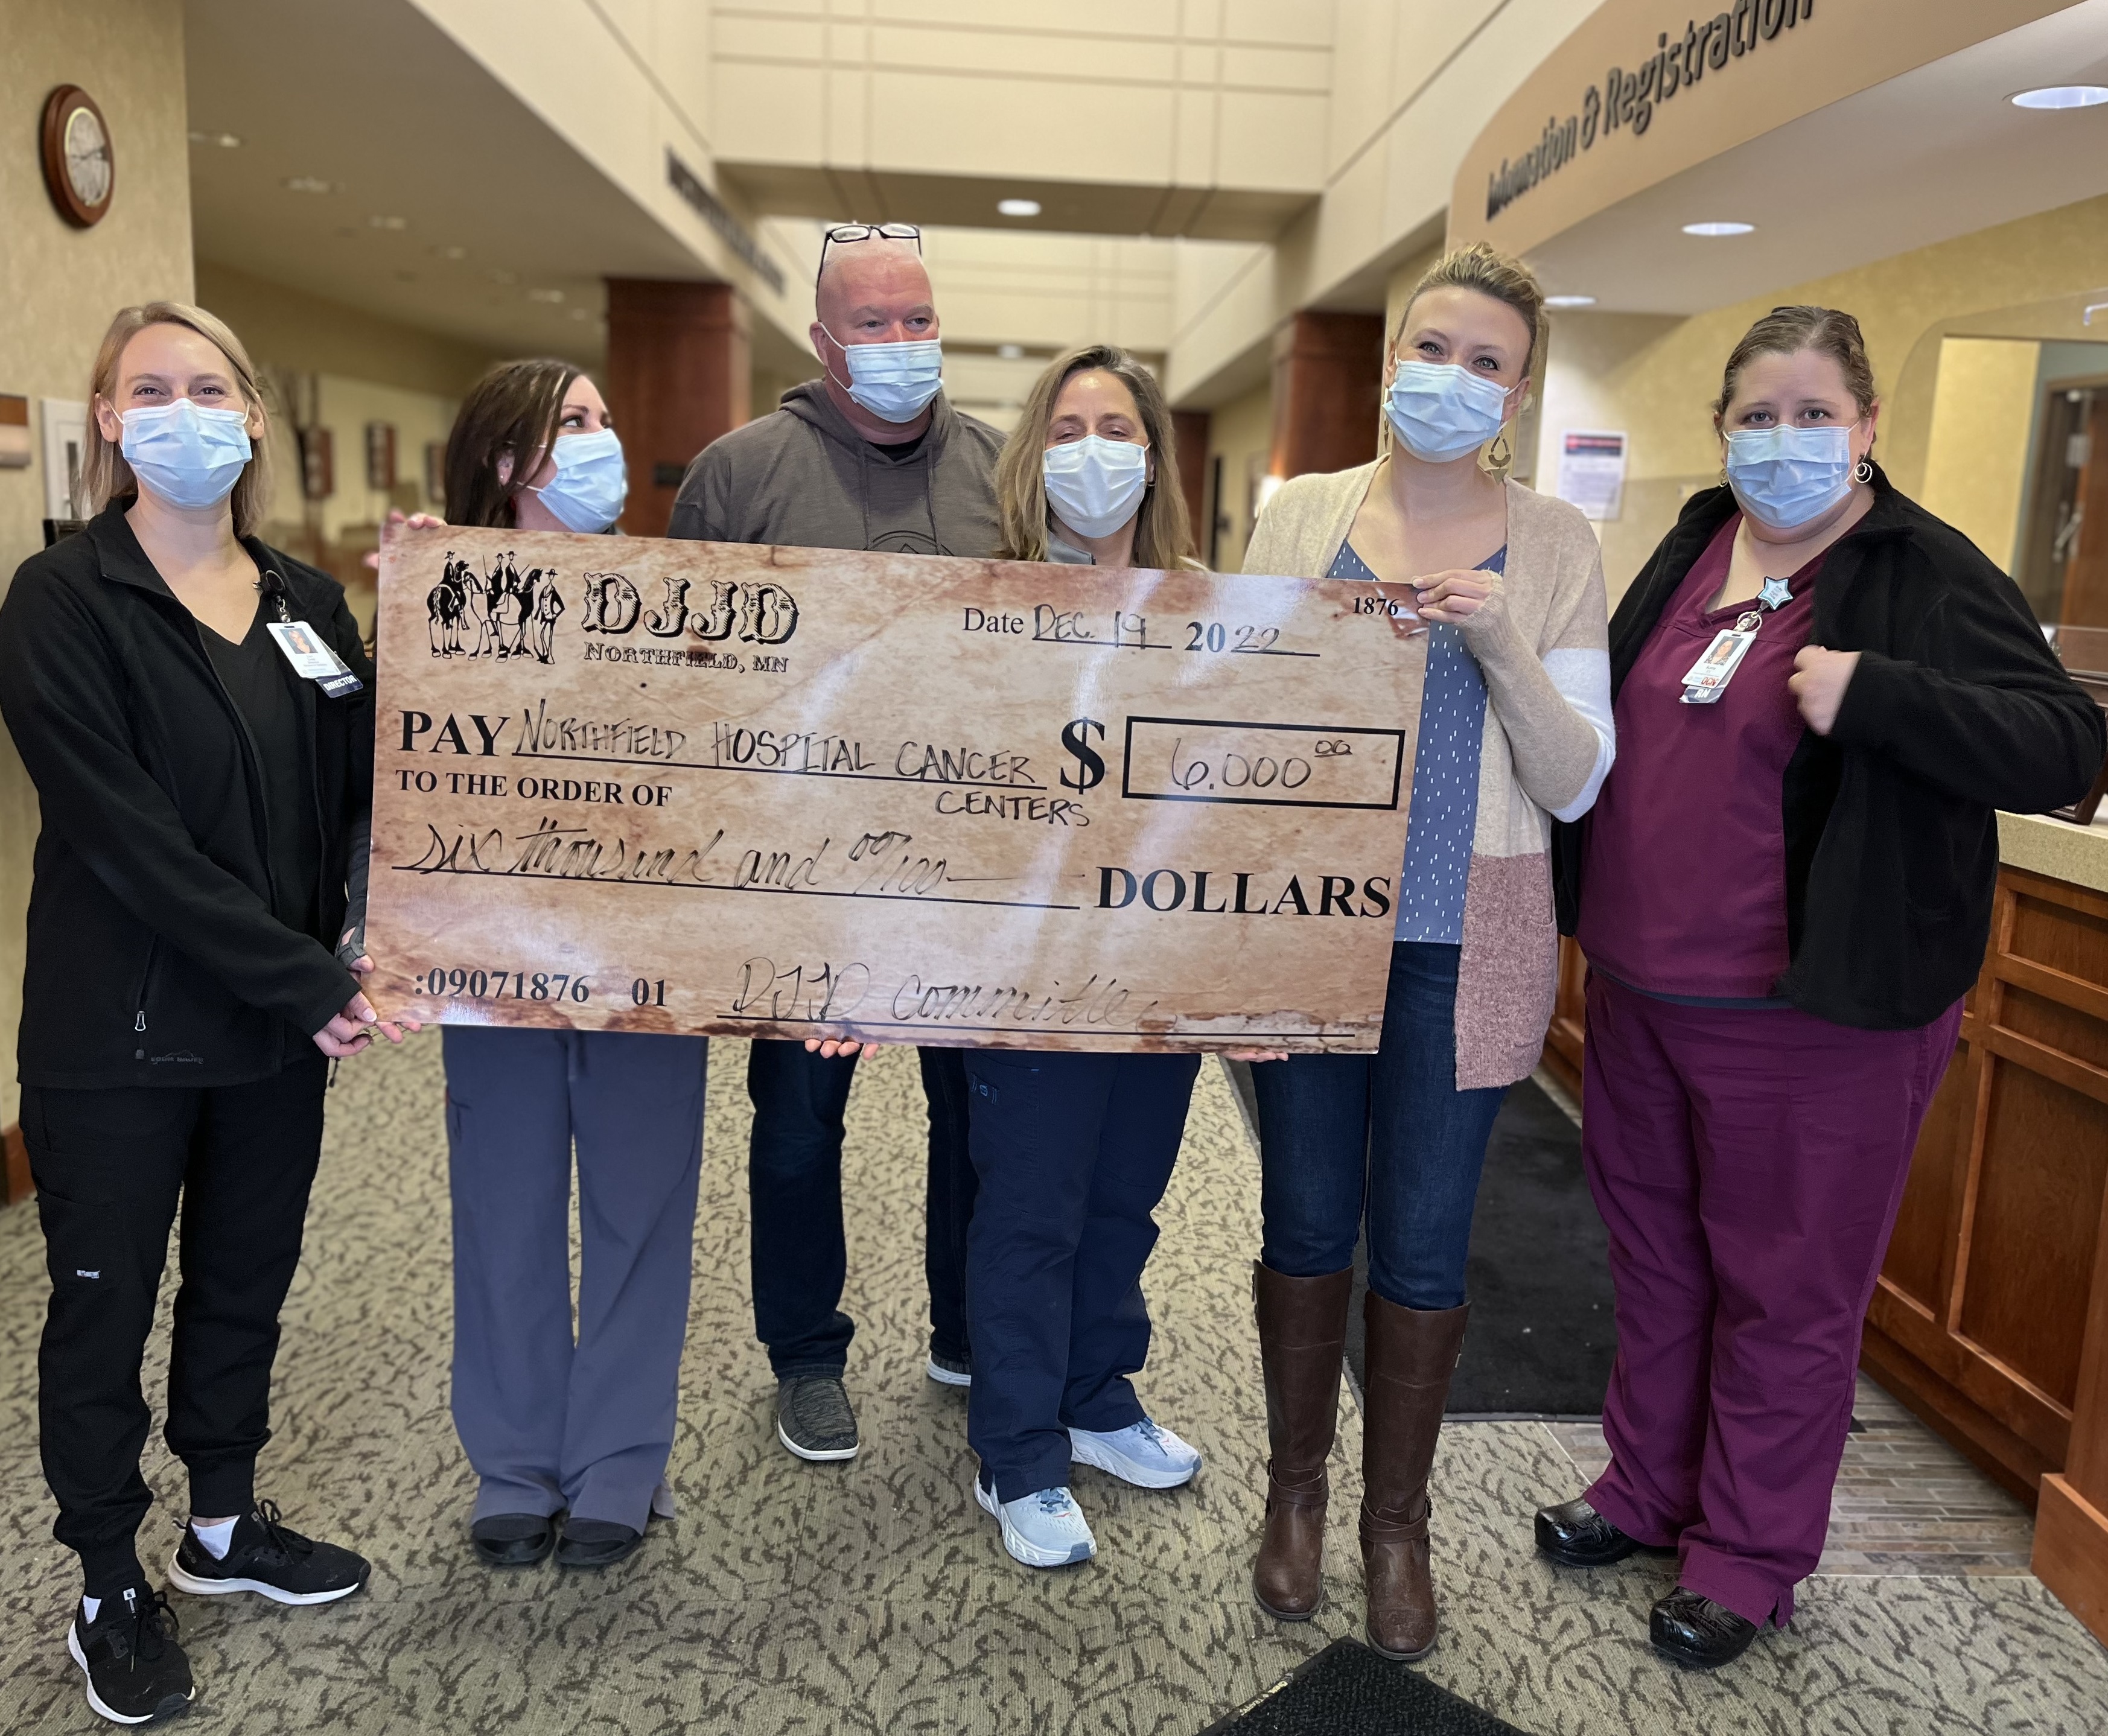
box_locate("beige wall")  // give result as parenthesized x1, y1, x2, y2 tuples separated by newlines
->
(0, 0, 196, 1131)
(1529, 192, 2108, 602)
(1203, 381, 1274, 574)
(710, 1, 1332, 202)
(1919, 338, 2042, 574)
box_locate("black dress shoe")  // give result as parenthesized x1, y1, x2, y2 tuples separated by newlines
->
(470, 1513, 556, 1568)
(1650, 1589, 1761, 1668)
(555, 1519, 642, 1571)
(1534, 1498, 1667, 1568)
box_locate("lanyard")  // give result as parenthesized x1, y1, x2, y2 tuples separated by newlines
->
(1679, 575, 1793, 706)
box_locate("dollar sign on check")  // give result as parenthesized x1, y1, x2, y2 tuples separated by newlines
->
(1060, 717, 1106, 792)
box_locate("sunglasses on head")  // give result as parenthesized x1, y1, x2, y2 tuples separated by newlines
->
(817, 223, 923, 285)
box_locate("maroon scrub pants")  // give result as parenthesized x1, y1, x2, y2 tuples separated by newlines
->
(1578, 972, 1963, 1626)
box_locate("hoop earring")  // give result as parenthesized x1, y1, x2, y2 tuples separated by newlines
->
(1854, 456, 1874, 485)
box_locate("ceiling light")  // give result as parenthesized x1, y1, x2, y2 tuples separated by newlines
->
(997, 343, 1025, 360)
(2011, 86, 2108, 110)
(527, 287, 566, 304)
(284, 176, 331, 194)
(369, 214, 407, 230)
(1546, 294, 1597, 309)
(188, 130, 241, 148)
(489, 269, 518, 285)
(1683, 221, 1754, 237)
(431, 244, 467, 259)
(997, 199, 1041, 218)
(569, 307, 592, 321)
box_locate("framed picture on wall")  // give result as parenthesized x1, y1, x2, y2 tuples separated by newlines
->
(424, 440, 445, 508)
(299, 427, 334, 500)
(365, 422, 397, 492)
(39, 399, 89, 518)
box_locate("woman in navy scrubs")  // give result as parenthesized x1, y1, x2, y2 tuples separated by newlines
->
(964, 345, 1207, 1568)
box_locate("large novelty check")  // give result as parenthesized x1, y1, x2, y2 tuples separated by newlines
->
(364, 527, 1425, 1051)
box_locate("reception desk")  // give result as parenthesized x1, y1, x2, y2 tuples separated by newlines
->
(1544, 812, 2108, 1643)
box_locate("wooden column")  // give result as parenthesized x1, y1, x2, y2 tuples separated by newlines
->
(1172, 410, 1211, 562)
(1268, 311, 1383, 483)
(603, 279, 750, 537)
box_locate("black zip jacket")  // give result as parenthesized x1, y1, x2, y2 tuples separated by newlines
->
(0, 506, 374, 1089)
(1553, 468, 2105, 1031)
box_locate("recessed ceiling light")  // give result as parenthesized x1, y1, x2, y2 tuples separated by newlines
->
(431, 244, 468, 259)
(997, 343, 1025, 360)
(284, 176, 331, 194)
(188, 130, 241, 148)
(369, 214, 408, 230)
(568, 307, 592, 321)
(2011, 85, 2108, 110)
(1546, 294, 1597, 309)
(489, 269, 518, 285)
(527, 287, 566, 304)
(1683, 220, 1754, 237)
(997, 199, 1042, 218)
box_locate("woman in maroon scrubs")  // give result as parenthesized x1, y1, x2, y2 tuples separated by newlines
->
(1534, 305, 2103, 1668)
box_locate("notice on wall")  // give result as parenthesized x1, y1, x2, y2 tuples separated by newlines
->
(365, 527, 1431, 1052)
(1555, 430, 1629, 523)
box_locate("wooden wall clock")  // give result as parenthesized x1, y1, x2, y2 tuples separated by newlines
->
(41, 86, 114, 227)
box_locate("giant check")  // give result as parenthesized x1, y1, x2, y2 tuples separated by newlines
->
(365, 527, 1425, 1051)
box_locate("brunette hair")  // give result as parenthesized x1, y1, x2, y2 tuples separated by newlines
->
(85, 302, 275, 537)
(444, 358, 582, 528)
(1393, 241, 1547, 375)
(995, 345, 1198, 570)
(1714, 305, 1878, 420)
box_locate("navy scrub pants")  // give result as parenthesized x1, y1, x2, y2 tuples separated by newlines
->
(443, 1025, 707, 1534)
(963, 1049, 1200, 1502)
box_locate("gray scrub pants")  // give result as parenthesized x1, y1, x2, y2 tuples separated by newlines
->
(443, 1025, 707, 1533)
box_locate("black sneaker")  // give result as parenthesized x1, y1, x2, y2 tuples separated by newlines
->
(167, 1502, 369, 1606)
(68, 1585, 193, 1726)
(776, 1374, 860, 1462)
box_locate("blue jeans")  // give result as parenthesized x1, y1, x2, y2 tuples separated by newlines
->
(963, 1050, 1200, 1502)
(747, 1040, 977, 1376)
(1252, 943, 1507, 1311)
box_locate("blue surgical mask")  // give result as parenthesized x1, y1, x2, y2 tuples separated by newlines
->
(1043, 437, 1150, 540)
(532, 427, 627, 532)
(1724, 424, 1859, 531)
(1385, 361, 1511, 463)
(120, 398, 253, 510)
(826, 332, 944, 424)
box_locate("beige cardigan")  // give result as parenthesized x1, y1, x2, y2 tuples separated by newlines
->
(1244, 463, 1613, 1089)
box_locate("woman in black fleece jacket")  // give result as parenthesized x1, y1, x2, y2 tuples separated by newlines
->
(0, 304, 409, 1728)
(1535, 305, 2103, 1673)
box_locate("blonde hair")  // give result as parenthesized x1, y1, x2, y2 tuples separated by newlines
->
(85, 301, 275, 537)
(996, 345, 1198, 570)
(1392, 241, 1547, 372)
(1386, 243, 1546, 480)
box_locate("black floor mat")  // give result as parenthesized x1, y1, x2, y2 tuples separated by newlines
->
(1344, 1078, 1619, 1419)
(1219, 1062, 1617, 1420)
(1199, 1639, 1531, 1735)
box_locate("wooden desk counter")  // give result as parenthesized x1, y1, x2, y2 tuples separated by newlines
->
(1542, 812, 2108, 1645)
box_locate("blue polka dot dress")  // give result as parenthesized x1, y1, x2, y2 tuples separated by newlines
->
(1329, 540, 1501, 944)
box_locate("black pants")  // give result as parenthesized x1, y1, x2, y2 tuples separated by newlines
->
(23, 1055, 327, 1595)
(746, 1041, 978, 1375)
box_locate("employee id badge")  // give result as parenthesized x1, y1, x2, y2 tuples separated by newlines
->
(267, 621, 365, 698)
(1678, 627, 1756, 705)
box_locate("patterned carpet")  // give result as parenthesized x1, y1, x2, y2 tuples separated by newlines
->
(0, 1038, 2104, 1734)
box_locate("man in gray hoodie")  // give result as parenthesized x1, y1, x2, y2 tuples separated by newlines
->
(669, 229, 1002, 1463)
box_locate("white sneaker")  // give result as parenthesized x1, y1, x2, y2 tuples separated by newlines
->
(1069, 1417, 1202, 1489)
(974, 1475, 1097, 1568)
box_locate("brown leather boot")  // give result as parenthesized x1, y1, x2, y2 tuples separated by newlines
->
(1251, 1262, 1354, 1620)
(1358, 1292, 1470, 1662)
